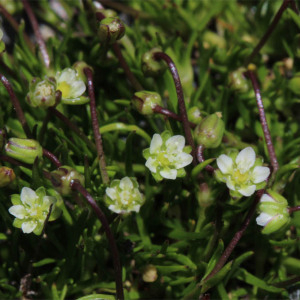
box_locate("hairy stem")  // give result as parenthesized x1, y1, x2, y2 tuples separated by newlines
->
(0, 74, 32, 138)
(84, 67, 109, 185)
(70, 180, 124, 300)
(154, 52, 197, 163)
(244, 0, 297, 66)
(42, 149, 61, 168)
(22, 0, 50, 68)
(203, 189, 264, 282)
(196, 145, 215, 173)
(247, 70, 279, 174)
(288, 206, 300, 214)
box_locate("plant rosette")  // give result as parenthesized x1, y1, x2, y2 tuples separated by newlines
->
(143, 131, 193, 181)
(215, 147, 270, 199)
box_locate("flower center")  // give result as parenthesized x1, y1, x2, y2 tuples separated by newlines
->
(39, 84, 52, 97)
(232, 168, 249, 185)
(57, 81, 71, 98)
(157, 152, 170, 167)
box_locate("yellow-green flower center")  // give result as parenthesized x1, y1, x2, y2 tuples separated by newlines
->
(232, 169, 249, 185)
(57, 81, 71, 98)
(157, 152, 170, 167)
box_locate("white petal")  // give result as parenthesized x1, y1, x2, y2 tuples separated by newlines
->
(226, 179, 236, 191)
(108, 204, 122, 214)
(236, 147, 256, 173)
(174, 152, 193, 169)
(150, 134, 162, 154)
(217, 154, 233, 174)
(21, 187, 37, 206)
(57, 68, 76, 83)
(145, 157, 157, 173)
(120, 177, 133, 190)
(70, 80, 86, 98)
(106, 187, 117, 200)
(252, 166, 270, 183)
(256, 212, 273, 227)
(238, 185, 256, 197)
(160, 168, 177, 180)
(21, 221, 37, 233)
(260, 194, 275, 203)
(165, 135, 185, 152)
(8, 205, 27, 219)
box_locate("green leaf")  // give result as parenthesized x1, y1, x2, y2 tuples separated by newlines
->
(33, 258, 56, 267)
(191, 158, 215, 179)
(77, 295, 115, 300)
(204, 239, 224, 277)
(125, 131, 135, 177)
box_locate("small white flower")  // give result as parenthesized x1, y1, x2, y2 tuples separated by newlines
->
(55, 68, 86, 104)
(143, 132, 193, 181)
(8, 187, 60, 235)
(105, 177, 145, 214)
(216, 147, 270, 198)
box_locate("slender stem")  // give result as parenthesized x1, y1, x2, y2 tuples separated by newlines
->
(0, 155, 31, 168)
(273, 276, 300, 288)
(42, 149, 62, 168)
(288, 206, 300, 214)
(84, 67, 109, 185)
(153, 105, 197, 128)
(0, 74, 32, 138)
(112, 43, 144, 92)
(196, 145, 215, 173)
(203, 189, 264, 282)
(154, 52, 197, 163)
(70, 180, 124, 300)
(48, 107, 96, 152)
(244, 0, 295, 66)
(247, 70, 279, 174)
(22, 0, 50, 68)
(0, 4, 34, 51)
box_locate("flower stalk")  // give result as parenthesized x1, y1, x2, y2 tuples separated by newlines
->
(247, 70, 279, 174)
(42, 149, 62, 168)
(70, 179, 124, 300)
(84, 67, 109, 185)
(196, 145, 215, 173)
(153, 52, 196, 163)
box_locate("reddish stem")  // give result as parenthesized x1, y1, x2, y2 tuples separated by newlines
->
(244, 0, 297, 66)
(84, 68, 109, 185)
(196, 145, 215, 173)
(70, 180, 124, 300)
(247, 70, 279, 174)
(0, 74, 32, 138)
(288, 206, 300, 214)
(153, 52, 197, 163)
(203, 189, 264, 282)
(42, 149, 61, 168)
(22, 0, 50, 68)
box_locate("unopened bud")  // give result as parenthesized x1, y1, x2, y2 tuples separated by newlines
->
(288, 73, 300, 95)
(0, 167, 16, 187)
(197, 183, 214, 207)
(141, 47, 167, 77)
(194, 113, 224, 148)
(187, 106, 202, 124)
(142, 265, 158, 282)
(5, 138, 43, 164)
(26, 77, 57, 108)
(98, 17, 125, 44)
(229, 68, 249, 93)
(50, 166, 84, 196)
(132, 91, 162, 115)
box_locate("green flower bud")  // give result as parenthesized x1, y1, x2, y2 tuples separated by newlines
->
(141, 47, 167, 77)
(142, 265, 158, 282)
(50, 166, 84, 196)
(97, 17, 125, 44)
(0, 167, 16, 187)
(256, 190, 290, 235)
(72, 61, 93, 83)
(26, 77, 57, 108)
(5, 138, 43, 164)
(288, 73, 300, 95)
(194, 113, 225, 148)
(229, 68, 249, 93)
(197, 183, 214, 207)
(187, 106, 202, 124)
(132, 91, 162, 115)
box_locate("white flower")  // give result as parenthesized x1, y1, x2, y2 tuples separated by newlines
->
(143, 132, 193, 181)
(55, 68, 86, 104)
(216, 147, 270, 198)
(8, 187, 60, 235)
(105, 177, 145, 214)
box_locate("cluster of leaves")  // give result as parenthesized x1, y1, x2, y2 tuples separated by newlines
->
(0, 0, 300, 299)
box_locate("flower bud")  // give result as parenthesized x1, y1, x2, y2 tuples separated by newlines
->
(141, 47, 167, 77)
(5, 138, 43, 164)
(72, 61, 93, 83)
(142, 265, 158, 283)
(194, 113, 224, 148)
(132, 91, 162, 115)
(197, 183, 214, 207)
(288, 73, 300, 95)
(50, 166, 84, 196)
(256, 190, 290, 235)
(97, 17, 125, 44)
(229, 68, 249, 93)
(187, 106, 202, 124)
(26, 77, 57, 108)
(0, 167, 16, 187)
